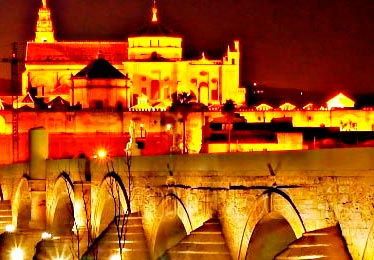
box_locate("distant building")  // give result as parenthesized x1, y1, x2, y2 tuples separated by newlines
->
(22, 0, 245, 109)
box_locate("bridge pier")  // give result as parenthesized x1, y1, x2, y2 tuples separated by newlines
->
(29, 180, 46, 230)
(28, 127, 48, 230)
(73, 181, 92, 231)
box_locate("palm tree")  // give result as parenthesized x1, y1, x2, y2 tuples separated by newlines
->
(221, 99, 236, 152)
(169, 92, 194, 154)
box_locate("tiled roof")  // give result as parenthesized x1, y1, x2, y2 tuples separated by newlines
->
(48, 96, 70, 107)
(26, 41, 128, 64)
(74, 58, 125, 79)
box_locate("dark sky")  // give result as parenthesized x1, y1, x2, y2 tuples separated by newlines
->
(0, 0, 373, 93)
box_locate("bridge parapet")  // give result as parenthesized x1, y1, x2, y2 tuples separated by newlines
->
(0, 148, 374, 259)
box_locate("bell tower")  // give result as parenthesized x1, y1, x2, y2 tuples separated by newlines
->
(35, 0, 55, 43)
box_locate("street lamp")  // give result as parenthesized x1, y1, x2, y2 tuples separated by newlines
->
(41, 231, 52, 240)
(97, 149, 107, 159)
(5, 224, 15, 232)
(94, 148, 114, 172)
(110, 254, 121, 260)
(11, 247, 24, 260)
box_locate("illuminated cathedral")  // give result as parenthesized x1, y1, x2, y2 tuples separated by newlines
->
(22, 0, 245, 110)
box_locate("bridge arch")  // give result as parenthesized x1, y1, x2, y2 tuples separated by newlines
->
(93, 171, 130, 236)
(362, 222, 374, 260)
(238, 188, 305, 260)
(12, 176, 31, 228)
(150, 192, 193, 259)
(49, 172, 75, 236)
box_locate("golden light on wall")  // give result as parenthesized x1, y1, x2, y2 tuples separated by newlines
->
(279, 102, 296, 111)
(11, 247, 24, 260)
(256, 103, 273, 111)
(326, 93, 355, 110)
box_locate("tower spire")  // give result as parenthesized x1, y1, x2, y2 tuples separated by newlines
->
(152, 0, 158, 22)
(35, 0, 55, 42)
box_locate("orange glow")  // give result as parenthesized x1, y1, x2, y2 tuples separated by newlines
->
(11, 247, 24, 260)
(326, 93, 355, 110)
(41, 232, 52, 239)
(110, 254, 121, 260)
(152, 7, 158, 22)
(279, 102, 296, 111)
(96, 149, 108, 159)
(256, 103, 273, 111)
(5, 224, 15, 232)
(35, 0, 55, 43)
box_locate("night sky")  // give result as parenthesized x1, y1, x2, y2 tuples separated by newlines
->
(0, 0, 373, 93)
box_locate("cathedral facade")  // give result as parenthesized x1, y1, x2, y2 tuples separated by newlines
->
(22, 0, 245, 110)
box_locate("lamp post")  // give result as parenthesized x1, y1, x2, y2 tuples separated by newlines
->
(95, 148, 113, 172)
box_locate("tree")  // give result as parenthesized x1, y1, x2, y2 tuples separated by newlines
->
(63, 171, 96, 260)
(169, 92, 194, 154)
(221, 99, 236, 152)
(105, 149, 132, 260)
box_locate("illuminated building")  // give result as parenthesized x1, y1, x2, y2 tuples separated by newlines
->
(22, 0, 245, 109)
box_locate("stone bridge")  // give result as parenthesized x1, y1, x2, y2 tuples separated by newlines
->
(1, 131, 374, 259)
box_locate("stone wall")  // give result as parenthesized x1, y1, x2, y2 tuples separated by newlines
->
(1, 148, 374, 258)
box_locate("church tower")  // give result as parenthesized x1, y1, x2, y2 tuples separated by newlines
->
(35, 0, 55, 43)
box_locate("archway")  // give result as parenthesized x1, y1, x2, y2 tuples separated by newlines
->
(50, 173, 75, 236)
(154, 214, 186, 259)
(245, 212, 296, 260)
(51, 195, 75, 236)
(94, 172, 130, 236)
(151, 193, 193, 259)
(363, 222, 374, 260)
(12, 177, 31, 228)
(238, 188, 305, 260)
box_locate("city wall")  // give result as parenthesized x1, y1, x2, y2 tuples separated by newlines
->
(1, 109, 373, 135)
(0, 109, 373, 164)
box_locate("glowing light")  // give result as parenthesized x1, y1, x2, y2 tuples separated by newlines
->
(166, 124, 172, 131)
(279, 102, 296, 111)
(326, 93, 355, 110)
(96, 149, 107, 159)
(41, 231, 52, 240)
(53, 257, 64, 260)
(256, 103, 273, 111)
(110, 254, 121, 260)
(11, 247, 24, 260)
(5, 224, 15, 232)
(152, 7, 158, 22)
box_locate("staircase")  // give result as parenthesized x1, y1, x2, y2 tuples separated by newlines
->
(0, 200, 12, 231)
(275, 225, 352, 259)
(33, 235, 76, 260)
(83, 212, 150, 260)
(166, 218, 232, 260)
